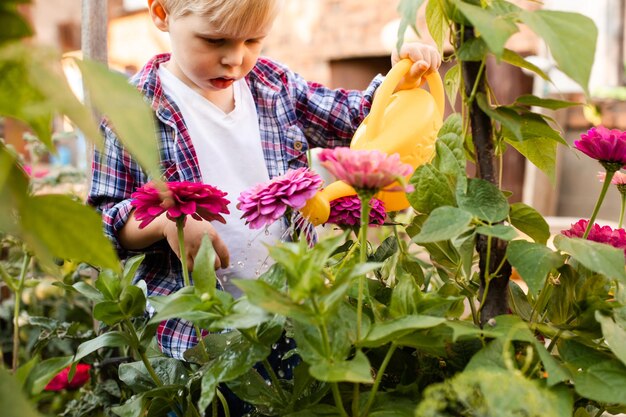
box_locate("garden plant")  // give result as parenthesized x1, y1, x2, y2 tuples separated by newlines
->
(2, 0, 626, 416)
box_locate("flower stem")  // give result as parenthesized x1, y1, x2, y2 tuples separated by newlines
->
(361, 343, 397, 417)
(12, 253, 31, 372)
(356, 195, 372, 342)
(216, 388, 231, 417)
(123, 318, 163, 387)
(262, 359, 289, 403)
(584, 170, 615, 238)
(175, 217, 210, 362)
(617, 193, 626, 229)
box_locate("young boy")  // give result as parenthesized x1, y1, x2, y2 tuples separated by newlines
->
(88, 0, 440, 360)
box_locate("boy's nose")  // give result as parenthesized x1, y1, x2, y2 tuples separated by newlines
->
(221, 43, 245, 67)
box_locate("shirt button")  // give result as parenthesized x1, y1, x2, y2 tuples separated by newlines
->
(294, 140, 303, 151)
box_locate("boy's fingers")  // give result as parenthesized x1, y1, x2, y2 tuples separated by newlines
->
(212, 236, 230, 269)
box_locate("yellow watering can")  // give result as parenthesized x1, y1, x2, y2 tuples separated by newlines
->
(300, 58, 445, 225)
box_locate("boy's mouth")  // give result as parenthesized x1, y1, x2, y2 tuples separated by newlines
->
(210, 77, 234, 89)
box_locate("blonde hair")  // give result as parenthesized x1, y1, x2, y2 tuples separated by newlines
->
(161, 0, 281, 36)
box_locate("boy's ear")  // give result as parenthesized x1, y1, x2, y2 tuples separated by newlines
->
(147, 0, 168, 31)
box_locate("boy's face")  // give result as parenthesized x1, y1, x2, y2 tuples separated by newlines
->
(154, 7, 273, 97)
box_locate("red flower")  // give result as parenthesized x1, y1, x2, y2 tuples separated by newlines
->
(45, 364, 91, 391)
(561, 219, 626, 251)
(237, 168, 323, 229)
(131, 181, 230, 228)
(327, 196, 386, 227)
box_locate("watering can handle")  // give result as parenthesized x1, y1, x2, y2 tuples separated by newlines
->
(366, 59, 445, 139)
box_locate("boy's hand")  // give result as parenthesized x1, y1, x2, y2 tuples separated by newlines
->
(391, 42, 441, 91)
(162, 217, 230, 271)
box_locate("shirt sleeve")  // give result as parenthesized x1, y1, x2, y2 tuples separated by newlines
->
(290, 70, 384, 149)
(87, 121, 145, 257)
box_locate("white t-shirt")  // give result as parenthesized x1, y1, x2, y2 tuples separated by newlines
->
(158, 66, 286, 297)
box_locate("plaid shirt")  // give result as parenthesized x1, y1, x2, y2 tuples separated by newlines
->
(88, 53, 382, 359)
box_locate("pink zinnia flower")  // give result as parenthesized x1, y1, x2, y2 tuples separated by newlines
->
(575, 126, 626, 170)
(318, 147, 413, 191)
(561, 219, 626, 251)
(237, 167, 323, 229)
(131, 181, 230, 229)
(45, 364, 91, 391)
(327, 196, 386, 227)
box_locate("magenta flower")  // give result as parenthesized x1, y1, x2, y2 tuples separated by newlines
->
(237, 167, 323, 229)
(575, 126, 626, 171)
(318, 147, 413, 192)
(327, 196, 386, 227)
(561, 219, 626, 251)
(131, 181, 230, 229)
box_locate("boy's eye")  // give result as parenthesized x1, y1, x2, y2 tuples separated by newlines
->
(203, 38, 224, 45)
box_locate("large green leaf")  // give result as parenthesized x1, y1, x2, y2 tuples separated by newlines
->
(453, 0, 519, 58)
(506, 136, 557, 183)
(520, 10, 597, 94)
(25, 356, 73, 395)
(0, 368, 43, 417)
(0, 145, 28, 235)
(412, 206, 473, 243)
(554, 236, 626, 283)
(596, 312, 626, 368)
(76, 59, 160, 178)
(515, 95, 580, 110)
(426, 0, 447, 53)
(408, 164, 456, 214)
(74, 331, 132, 363)
(309, 350, 373, 383)
(192, 235, 217, 298)
(396, 0, 426, 52)
(360, 315, 446, 347)
(502, 48, 549, 80)
(507, 240, 564, 297)
(574, 360, 626, 405)
(509, 202, 550, 244)
(475, 224, 517, 240)
(20, 194, 120, 271)
(457, 178, 509, 223)
(0, 5, 32, 46)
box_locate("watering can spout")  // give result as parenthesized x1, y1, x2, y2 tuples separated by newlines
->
(300, 59, 445, 226)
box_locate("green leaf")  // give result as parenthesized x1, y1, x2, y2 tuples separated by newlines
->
(574, 360, 626, 405)
(476, 93, 522, 140)
(502, 48, 549, 80)
(515, 94, 580, 110)
(508, 136, 557, 183)
(192, 235, 217, 298)
(198, 335, 270, 410)
(457, 178, 509, 223)
(0, 368, 43, 417)
(596, 312, 626, 367)
(554, 236, 626, 283)
(475, 224, 517, 240)
(509, 202, 550, 244)
(25, 356, 73, 395)
(558, 339, 615, 370)
(443, 63, 461, 108)
(412, 206, 473, 243)
(119, 358, 188, 393)
(396, 0, 426, 52)
(361, 315, 446, 347)
(426, 0, 447, 53)
(122, 254, 145, 288)
(408, 164, 456, 214)
(71, 281, 104, 302)
(453, 0, 519, 58)
(20, 194, 119, 271)
(520, 10, 597, 94)
(456, 37, 488, 61)
(95, 270, 122, 300)
(74, 331, 131, 363)
(119, 285, 147, 318)
(507, 240, 564, 297)
(234, 279, 316, 324)
(0, 8, 32, 46)
(76, 58, 160, 178)
(309, 350, 373, 383)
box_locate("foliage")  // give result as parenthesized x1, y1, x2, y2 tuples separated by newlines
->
(1, 1, 626, 417)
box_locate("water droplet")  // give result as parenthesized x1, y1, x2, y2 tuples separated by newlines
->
(237, 261, 245, 268)
(225, 340, 231, 346)
(271, 343, 278, 350)
(266, 380, 272, 386)
(265, 228, 271, 236)
(278, 370, 285, 378)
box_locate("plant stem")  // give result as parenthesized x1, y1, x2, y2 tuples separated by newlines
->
(123, 318, 163, 386)
(262, 359, 289, 403)
(175, 217, 210, 362)
(356, 195, 372, 342)
(617, 193, 626, 229)
(361, 343, 397, 417)
(216, 388, 231, 417)
(312, 300, 349, 417)
(584, 170, 615, 238)
(12, 254, 30, 372)
(594, 408, 605, 417)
